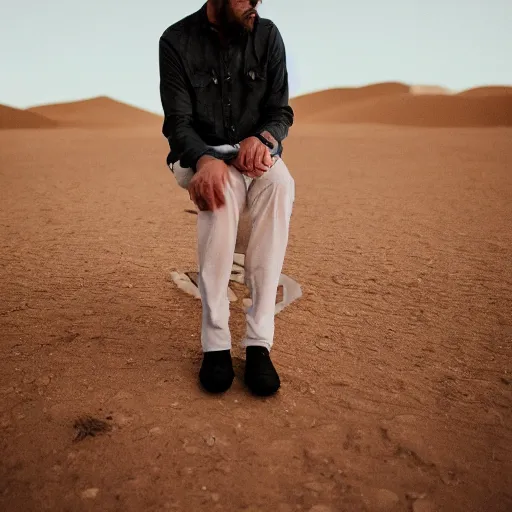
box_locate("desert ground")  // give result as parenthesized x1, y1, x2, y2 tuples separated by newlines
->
(1, 84, 511, 512)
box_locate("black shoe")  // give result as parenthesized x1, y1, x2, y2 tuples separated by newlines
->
(199, 350, 235, 394)
(244, 346, 281, 396)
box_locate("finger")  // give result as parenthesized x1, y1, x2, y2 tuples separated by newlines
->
(247, 169, 264, 179)
(213, 180, 225, 209)
(206, 180, 217, 211)
(245, 143, 257, 171)
(263, 147, 272, 167)
(242, 147, 251, 170)
(254, 145, 268, 172)
(189, 184, 198, 206)
(198, 178, 212, 211)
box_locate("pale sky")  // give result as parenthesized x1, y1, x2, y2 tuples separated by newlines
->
(1, 0, 511, 113)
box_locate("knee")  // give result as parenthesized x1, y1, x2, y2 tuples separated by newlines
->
(250, 159, 295, 208)
(265, 159, 295, 194)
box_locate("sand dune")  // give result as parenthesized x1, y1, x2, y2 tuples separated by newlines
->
(458, 85, 512, 96)
(304, 93, 512, 127)
(410, 84, 452, 95)
(290, 82, 410, 120)
(28, 96, 163, 128)
(0, 104, 58, 130)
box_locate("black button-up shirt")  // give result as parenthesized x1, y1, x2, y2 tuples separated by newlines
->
(159, 3, 294, 170)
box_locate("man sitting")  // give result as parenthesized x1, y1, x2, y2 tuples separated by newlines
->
(159, 0, 295, 396)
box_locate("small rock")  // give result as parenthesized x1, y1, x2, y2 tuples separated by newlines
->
(81, 488, 99, 499)
(363, 488, 400, 511)
(413, 500, 435, 512)
(211, 493, 220, 502)
(111, 413, 134, 427)
(84, 310, 95, 316)
(206, 435, 216, 447)
(201, 486, 207, 491)
(184, 445, 199, 455)
(149, 427, 162, 436)
(406, 492, 427, 501)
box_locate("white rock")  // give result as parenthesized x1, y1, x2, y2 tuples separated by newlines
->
(81, 488, 99, 499)
(171, 272, 201, 299)
(233, 253, 245, 267)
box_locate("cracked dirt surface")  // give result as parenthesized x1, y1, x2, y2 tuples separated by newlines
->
(1, 124, 511, 511)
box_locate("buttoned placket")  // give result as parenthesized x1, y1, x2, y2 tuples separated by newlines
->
(221, 44, 236, 144)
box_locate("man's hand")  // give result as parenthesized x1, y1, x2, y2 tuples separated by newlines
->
(232, 136, 272, 178)
(188, 156, 229, 211)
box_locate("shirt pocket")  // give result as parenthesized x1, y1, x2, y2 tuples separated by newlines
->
(191, 71, 215, 123)
(244, 66, 268, 119)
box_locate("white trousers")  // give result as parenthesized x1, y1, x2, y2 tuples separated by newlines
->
(172, 158, 295, 352)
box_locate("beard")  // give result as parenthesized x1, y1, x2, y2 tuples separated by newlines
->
(217, 1, 257, 36)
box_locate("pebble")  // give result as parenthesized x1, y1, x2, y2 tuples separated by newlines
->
(211, 493, 220, 502)
(81, 488, 99, 499)
(363, 488, 400, 511)
(149, 427, 162, 436)
(206, 435, 216, 447)
(406, 492, 427, 501)
(112, 413, 134, 427)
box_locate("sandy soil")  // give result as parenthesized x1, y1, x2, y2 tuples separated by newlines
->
(1, 118, 511, 512)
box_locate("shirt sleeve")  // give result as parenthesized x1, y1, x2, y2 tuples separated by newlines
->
(257, 25, 294, 143)
(159, 35, 216, 171)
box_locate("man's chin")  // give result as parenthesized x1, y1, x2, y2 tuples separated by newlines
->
(241, 17, 255, 32)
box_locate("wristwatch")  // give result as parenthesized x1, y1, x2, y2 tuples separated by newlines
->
(253, 133, 275, 150)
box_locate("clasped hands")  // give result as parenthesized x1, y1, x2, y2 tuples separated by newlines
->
(189, 136, 273, 212)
